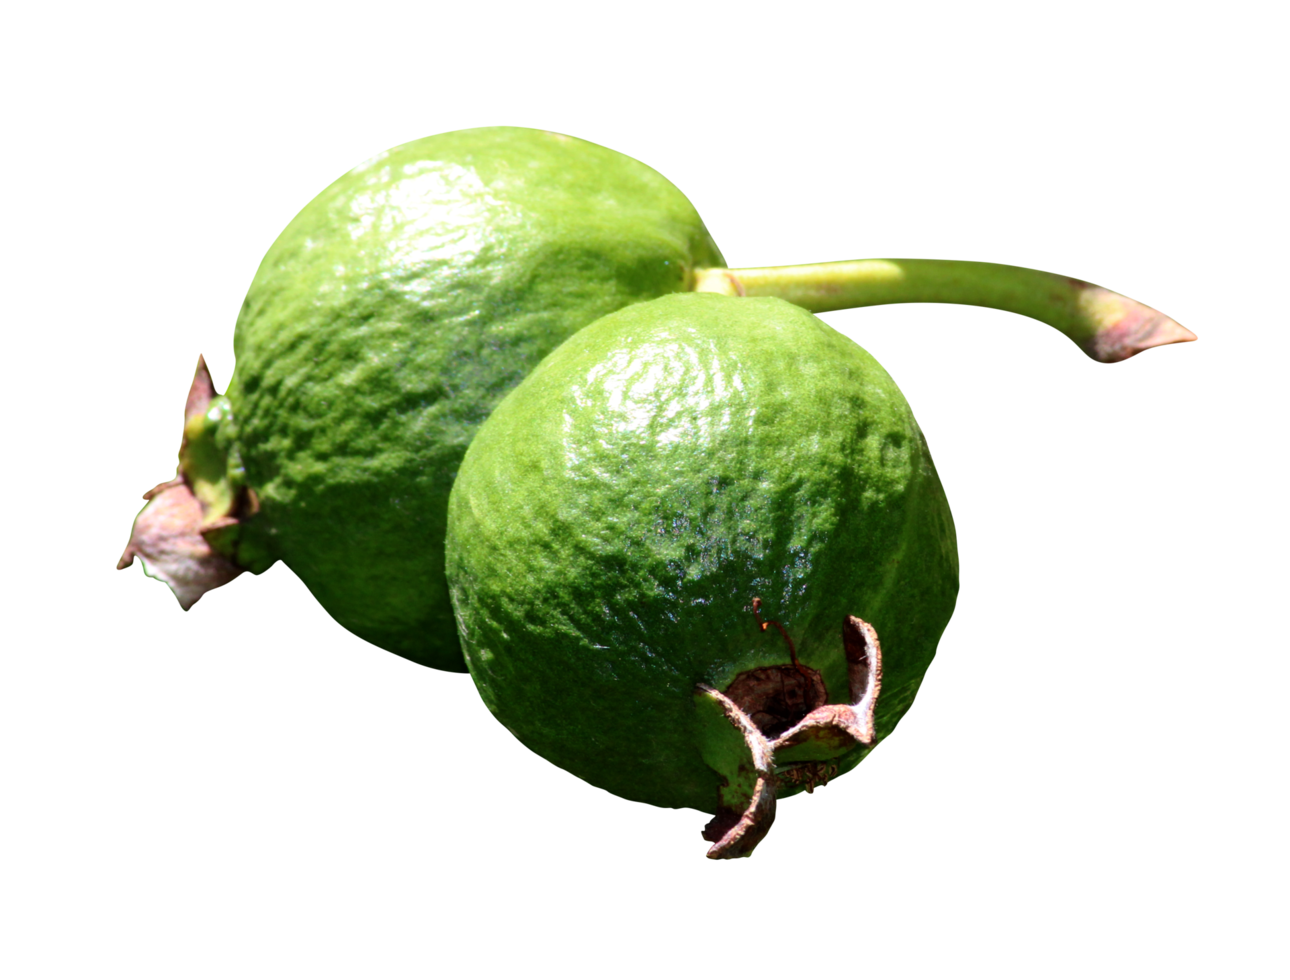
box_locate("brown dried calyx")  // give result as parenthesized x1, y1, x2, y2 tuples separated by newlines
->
(117, 357, 250, 609)
(694, 613, 883, 860)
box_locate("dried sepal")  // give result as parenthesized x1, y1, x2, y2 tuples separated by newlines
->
(770, 618, 882, 763)
(694, 614, 885, 859)
(694, 684, 776, 859)
(184, 355, 217, 421)
(118, 478, 243, 609)
(118, 357, 245, 608)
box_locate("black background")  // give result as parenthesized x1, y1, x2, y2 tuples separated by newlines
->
(103, 118, 1197, 876)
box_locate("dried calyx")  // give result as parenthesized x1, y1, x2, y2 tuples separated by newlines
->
(695, 610, 883, 859)
(117, 358, 251, 608)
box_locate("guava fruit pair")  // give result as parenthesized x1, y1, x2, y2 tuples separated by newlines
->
(120, 126, 1193, 855)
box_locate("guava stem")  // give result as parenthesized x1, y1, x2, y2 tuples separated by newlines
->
(692, 259, 1195, 363)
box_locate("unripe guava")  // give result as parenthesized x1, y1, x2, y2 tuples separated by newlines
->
(445, 292, 958, 857)
(121, 128, 723, 671)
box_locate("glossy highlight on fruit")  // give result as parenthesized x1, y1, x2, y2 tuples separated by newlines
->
(446, 293, 958, 857)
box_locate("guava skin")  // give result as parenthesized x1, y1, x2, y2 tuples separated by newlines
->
(224, 127, 724, 671)
(446, 293, 958, 814)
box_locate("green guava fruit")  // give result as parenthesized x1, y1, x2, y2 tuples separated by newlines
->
(445, 292, 959, 858)
(119, 127, 724, 671)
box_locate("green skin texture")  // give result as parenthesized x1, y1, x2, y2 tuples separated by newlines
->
(446, 293, 959, 813)
(224, 128, 724, 670)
